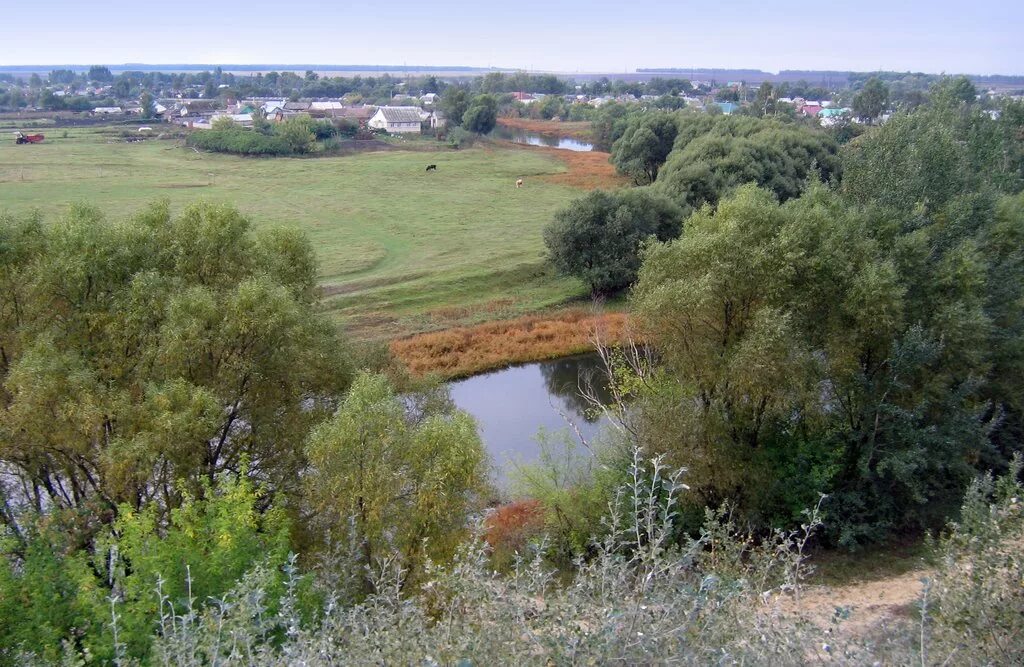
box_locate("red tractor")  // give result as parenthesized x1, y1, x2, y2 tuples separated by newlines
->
(14, 131, 45, 144)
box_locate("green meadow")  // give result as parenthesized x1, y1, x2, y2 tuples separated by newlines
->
(0, 129, 588, 339)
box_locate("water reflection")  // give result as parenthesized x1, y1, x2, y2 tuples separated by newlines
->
(489, 126, 595, 152)
(538, 354, 613, 422)
(449, 354, 612, 484)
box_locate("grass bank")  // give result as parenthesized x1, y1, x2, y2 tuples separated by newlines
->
(390, 307, 631, 379)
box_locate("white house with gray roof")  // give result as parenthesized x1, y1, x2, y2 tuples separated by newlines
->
(367, 106, 427, 133)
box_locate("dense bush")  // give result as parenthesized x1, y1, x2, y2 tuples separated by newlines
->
(610, 110, 681, 184)
(9, 450, 1020, 665)
(189, 126, 294, 155)
(0, 202, 351, 542)
(462, 94, 498, 134)
(654, 113, 841, 210)
(630, 88, 1024, 545)
(544, 188, 685, 296)
(0, 475, 290, 663)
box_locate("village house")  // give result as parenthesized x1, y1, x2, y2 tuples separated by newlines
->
(93, 106, 123, 115)
(367, 106, 426, 133)
(325, 105, 376, 124)
(307, 100, 344, 112)
(429, 110, 446, 130)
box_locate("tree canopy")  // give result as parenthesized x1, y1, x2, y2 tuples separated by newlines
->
(852, 76, 889, 123)
(610, 110, 681, 185)
(0, 201, 351, 541)
(653, 114, 841, 211)
(631, 90, 1024, 545)
(544, 188, 684, 296)
(461, 94, 499, 134)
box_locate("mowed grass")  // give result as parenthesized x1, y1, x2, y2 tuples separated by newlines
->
(0, 129, 590, 339)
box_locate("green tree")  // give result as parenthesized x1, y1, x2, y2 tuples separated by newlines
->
(654, 114, 840, 210)
(440, 87, 471, 127)
(462, 94, 499, 134)
(633, 96, 1024, 544)
(929, 75, 978, 107)
(754, 81, 775, 116)
(591, 102, 635, 151)
(274, 114, 316, 153)
(139, 90, 155, 118)
(87, 65, 113, 83)
(304, 373, 488, 590)
(852, 76, 889, 123)
(544, 188, 684, 296)
(610, 110, 680, 185)
(0, 202, 351, 541)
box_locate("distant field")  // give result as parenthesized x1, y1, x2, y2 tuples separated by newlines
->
(0, 128, 590, 339)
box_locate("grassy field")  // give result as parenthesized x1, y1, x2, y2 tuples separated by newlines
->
(0, 128, 593, 339)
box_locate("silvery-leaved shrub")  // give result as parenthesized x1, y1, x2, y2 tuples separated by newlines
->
(28, 448, 1019, 666)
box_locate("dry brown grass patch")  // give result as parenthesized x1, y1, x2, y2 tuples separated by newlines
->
(391, 308, 631, 379)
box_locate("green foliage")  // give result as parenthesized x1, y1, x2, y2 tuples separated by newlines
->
(189, 125, 294, 155)
(139, 91, 155, 119)
(0, 202, 351, 541)
(632, 164, 1024, 543)
(87, 65, 112, 83)
(842, 92, 1024, 209)
(461, 94, 498, 134)
(274, 114, 317, 153)
(445, 125, 476, 149)
(852, 76, 889, 122)
(590, 102, 636, 151)
(610, 110, 681, 184)
(544, 188, 685, 295)
(440, 87, 471, 127)
(654, 114, 840, 211)
(304, 373, 489, 590)
(928, 455, 1024, 663)
(0, 474, 290, 664)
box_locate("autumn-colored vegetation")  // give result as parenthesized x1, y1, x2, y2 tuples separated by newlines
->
(390, 308, 631, 379)
(540, 146, 629, 190)
(484, 499, 546, 566)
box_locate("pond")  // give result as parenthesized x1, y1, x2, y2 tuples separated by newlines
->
(449, 353, 614, 487)
(489, 126, 594, 152)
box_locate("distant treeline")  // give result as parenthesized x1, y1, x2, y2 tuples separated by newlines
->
(638, 68, 1024, 87)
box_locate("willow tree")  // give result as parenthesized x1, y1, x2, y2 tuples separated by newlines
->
(0, 201, 352, 539)
(632, 179, 1023, 544)
(304, 373, 488, 591)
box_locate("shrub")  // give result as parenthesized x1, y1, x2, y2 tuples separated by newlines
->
(189, 127, 294, 155)
(928, 454, 1024, 663)
(544, 188, 685, 296)
(446, 126, 475, 149)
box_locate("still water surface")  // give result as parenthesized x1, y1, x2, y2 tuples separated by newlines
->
(489, 126, 595, 152)
(449, 354, 613, 484)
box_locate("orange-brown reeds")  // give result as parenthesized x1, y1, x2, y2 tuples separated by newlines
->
(390, 308, 631, 379)
(484, 499, 546, 561)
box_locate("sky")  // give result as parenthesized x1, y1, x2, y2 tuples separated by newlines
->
(3, 0, 1023, 75)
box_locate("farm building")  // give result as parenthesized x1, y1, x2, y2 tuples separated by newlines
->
(93, 106, 123, 114)
(368, 106, 427, 133)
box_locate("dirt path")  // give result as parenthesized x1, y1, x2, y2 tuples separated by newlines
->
(789, 568, 929, 636)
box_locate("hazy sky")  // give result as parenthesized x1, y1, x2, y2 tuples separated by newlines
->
(4, 0, 1023, 74)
